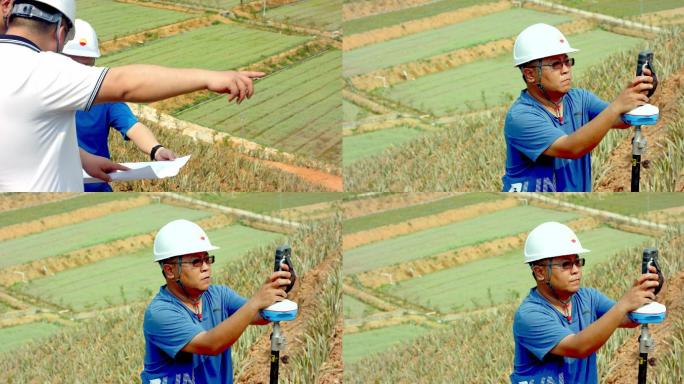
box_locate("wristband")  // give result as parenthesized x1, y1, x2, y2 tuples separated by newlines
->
(150, 145, 164, 161)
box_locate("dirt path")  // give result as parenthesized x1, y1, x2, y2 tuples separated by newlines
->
(257, 157, 343, 192)
(0, 194, 76, 213)
(344, 1, 510, 51)
(596, 67, 684, 191)
(343, 0, 436, 21)
(343, 193, 457, 220)
(237, 251, 340, 383)
(604, 268, 684, 383)
(0, 196, 150, 242)
(343, 198, 519, 251)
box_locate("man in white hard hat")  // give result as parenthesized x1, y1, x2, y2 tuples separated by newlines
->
(511, 222, 661, 383)
(502, 23, 654, 192)
(0, 0, 263, 191)
(142, 219, 292, 384)
(63, 19, 177, 192)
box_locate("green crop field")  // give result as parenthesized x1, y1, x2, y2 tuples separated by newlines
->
(192, 192, 344, 213)
(265, 0, 342, 31)
(344, 205, 579, 274)
(343, 8, 572, 77)
(177, 50, 341, 162)
(343, 126, 425, 166)
(549, 0, 684, 18)
(343, 193, 504, 234)
(343, 324, 431, 364)
(558, 192, 684, 216)
(0, 204, 211, 269)
(78, 0, 194, 42)
(343, 99, 374, 123)
(386, 29, 645, 114)
(0, 322, 62, 354)
(393, 226, 652, 312)
(344, 294, 379, 319)
(99, 23, 309, 69)
(154, 0, 244, 9)
(0, 193, 136, 227)
(20, 225, 283, 310)
(344, 0, 486, 35)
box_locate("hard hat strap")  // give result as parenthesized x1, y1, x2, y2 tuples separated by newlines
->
(175, 255, 202, 320)
(546, 263, 573, 321)
(534, 61, 564, 124)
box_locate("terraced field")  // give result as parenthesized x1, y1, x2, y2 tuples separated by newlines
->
(264, 0, 343, 31)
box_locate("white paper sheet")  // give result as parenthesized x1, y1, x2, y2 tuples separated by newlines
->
(83, 155, 191, 184)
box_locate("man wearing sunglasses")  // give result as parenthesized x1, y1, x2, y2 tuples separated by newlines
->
(141, 219, 292, 384)
(510, 222, 661, 384)
(502, 23, 654, 192)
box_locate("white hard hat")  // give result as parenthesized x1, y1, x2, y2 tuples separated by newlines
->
(524, 222, 590, 264)
(12, 0, 75, 26)
(513, 23, 579, 67)
(153, 219, 219, 262)
(63, 19, 100, 58)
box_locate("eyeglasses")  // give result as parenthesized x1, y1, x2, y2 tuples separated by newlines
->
(540, 57, 575, 71)
(540, 258, 585, 270)
(172, 255, 216, 268)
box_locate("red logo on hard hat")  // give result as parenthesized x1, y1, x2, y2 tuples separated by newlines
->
(571, 238, 576, 243)
(79, 38, 87, 46)
(200, 236, 206, 240)
(560, 39, 565, 43)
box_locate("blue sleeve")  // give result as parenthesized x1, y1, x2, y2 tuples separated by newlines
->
(144, 305, 204, 359)
(582, 89, 609, 120)
(505, 108, 566, 162)
(218, 286, 248, 316)
(514, 307, 573, 361)
(108, 102, 138, 140)
(590, 288, 615, 318)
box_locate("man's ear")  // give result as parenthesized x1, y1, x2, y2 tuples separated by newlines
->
(521, 67, 536, 84)
(161, 263, 175, 279)
(532, 265, 545, 281)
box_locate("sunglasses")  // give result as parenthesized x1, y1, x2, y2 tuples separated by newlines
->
(540, 57, 575, 71)
(171, 255, 216, 268)
(540, 258, 585, 271)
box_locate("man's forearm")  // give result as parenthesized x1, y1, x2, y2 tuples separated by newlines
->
(553, 302, 628, 358)
(565, 104, 622, 157)
(126, 123, 159, 156)
(195, 301, 260, 355)
(96, 65, 211, 104)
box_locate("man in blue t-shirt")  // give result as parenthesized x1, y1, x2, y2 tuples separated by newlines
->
(511, 222, 661, 383)
(142, 220, 293, 384)
(62, 19, 177, 192)
(502, 23, 654, 192)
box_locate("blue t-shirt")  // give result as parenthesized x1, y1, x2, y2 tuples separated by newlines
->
(141, 285, 248, 384)
(502, 89, 608, 192)
(76, 102, 138, 192)
(510, 287, 615, 384)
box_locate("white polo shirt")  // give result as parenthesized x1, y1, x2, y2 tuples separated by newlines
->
(0, 35, 108, 191)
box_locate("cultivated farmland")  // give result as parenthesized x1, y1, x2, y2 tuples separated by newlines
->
(0, 193, 342, 383)
(342, 192, 684, 382)
(77, 0, 341, 191)
(343, 0, 684, 191)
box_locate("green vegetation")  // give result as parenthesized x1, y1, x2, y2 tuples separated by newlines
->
(343, 294, 379, 319)
(343, 323, 431, 364)
(393, 226, 651, 312)
(0, 193, 136, 227)
(550, 0, 684, 18)
(344, 205, 579, 274)
(344, 8, 571, 77)
(191, 192, 345, 213)
(265, 0, 342, 31)
(343, 126, 425, 166)
(557, 192, 684, 216)
(100, 23, 309, 69)
(0, 204, 211, 268)
(0, 322, 62, 354)
(177, 50, 341, 163)
(343, 99, 375, 122)
(79, 0, 194, 42)
(343, 193, 504, 234)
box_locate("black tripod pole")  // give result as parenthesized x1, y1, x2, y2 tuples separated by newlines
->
(270, 321, 285, 384)
(631, 126, 646, 192)
(637, 324, 653, 384)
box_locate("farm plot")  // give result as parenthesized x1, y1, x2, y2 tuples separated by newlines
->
(548, 0, 684, 18)
(0, 204, 211, 269)
(344, 293, 379, 319)
(0, 322, 62, 354)
(343, 192, 504, 234)
(192, 192, 344, 214)
(0, 193, 135, 228)
(176, 50, 342, 162)
(343, 126, 425, 166)
(558, 192, 684, 216)
(154, 0, 244, 9)
(20, 225, 283, 311)
(343, 8, 572, 77)
(344, 0, 486, 35)
(343, 99, 375, 123)
(385, 29, 644, 115)
(344, 205, 579, 274)
(393, 226, 652, 312)
(343, 323, 431, 364)
(264, 0, 342, 31)
(78, 0, 194, 42)
(99, 23, 310, 69)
